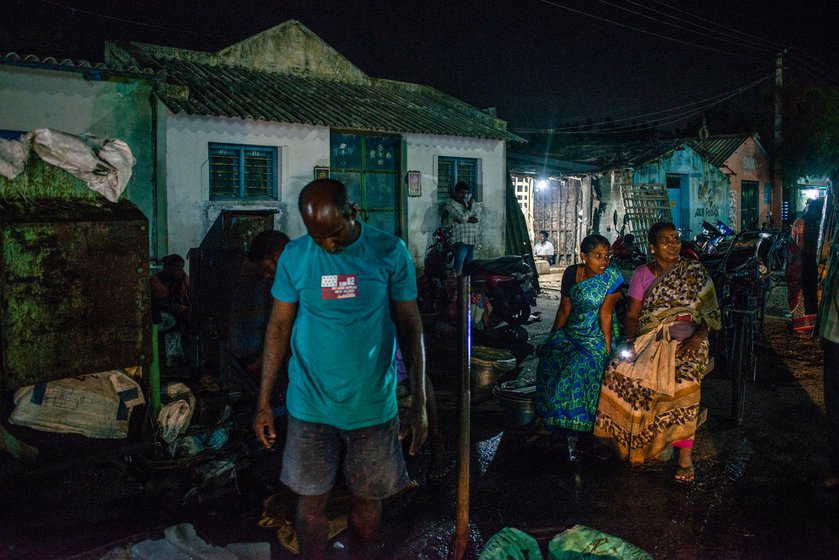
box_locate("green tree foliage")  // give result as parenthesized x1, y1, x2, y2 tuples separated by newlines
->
(779, 82, 839, 183)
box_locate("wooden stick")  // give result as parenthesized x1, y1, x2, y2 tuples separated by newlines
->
(454, 275, 471, 560)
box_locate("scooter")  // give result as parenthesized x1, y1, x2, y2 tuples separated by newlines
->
(463, 256, 536, 326)
(610, 211, 646, 268)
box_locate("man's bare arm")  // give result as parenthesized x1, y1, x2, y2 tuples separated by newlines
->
(391, 299, 428, 455)
(253, 299, 298, 449)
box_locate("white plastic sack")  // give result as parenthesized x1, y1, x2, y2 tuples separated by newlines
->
(0, 136, 30, 180)
(9, 370, 145, 438)
(28, 128, 135, 202)
(125, 523, 270, 560)
(158, 382, 196, 443)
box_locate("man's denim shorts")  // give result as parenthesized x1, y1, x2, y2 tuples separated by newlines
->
(280, 415, 410, 500)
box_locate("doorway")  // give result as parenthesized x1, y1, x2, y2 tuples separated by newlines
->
(330, 132, 401, 235)
(741, 180, 758, 230)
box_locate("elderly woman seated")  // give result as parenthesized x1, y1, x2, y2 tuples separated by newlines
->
(594, 222, 720, 483)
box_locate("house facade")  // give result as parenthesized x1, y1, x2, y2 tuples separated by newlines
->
(507, 151, 599, 266)
(105, 21, 520, 264)
(2, 21, 520, 266)
(689, 133, 776, 230)
(522, 140, 731, 245)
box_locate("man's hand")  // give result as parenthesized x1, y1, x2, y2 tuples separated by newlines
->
(399, 404, 428, 456)
(253, 406, 277, 449)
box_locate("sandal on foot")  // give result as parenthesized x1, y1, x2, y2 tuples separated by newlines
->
(675, 464, 695, 484)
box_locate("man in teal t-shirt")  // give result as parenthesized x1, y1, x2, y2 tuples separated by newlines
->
(253, 179, 427, 560)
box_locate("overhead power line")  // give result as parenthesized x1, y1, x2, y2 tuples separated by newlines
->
(647, 0, 792, 51)
(596, 0, 775, 53)
(537, 0, 769, 59)
(38, 0, 227, 39)
(511, 74, 771, 134)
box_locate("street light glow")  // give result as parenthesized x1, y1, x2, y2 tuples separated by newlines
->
(536, 179, 548, 191)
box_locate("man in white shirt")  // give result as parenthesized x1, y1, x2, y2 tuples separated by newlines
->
(534, 230, 555, 265)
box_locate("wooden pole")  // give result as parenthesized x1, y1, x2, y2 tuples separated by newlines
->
(454, 274, 471, 560)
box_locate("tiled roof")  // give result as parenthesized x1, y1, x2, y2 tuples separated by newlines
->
(686, 133, 764, 167)
(108, 44, 522, 142)
(0, 52, 162, 78)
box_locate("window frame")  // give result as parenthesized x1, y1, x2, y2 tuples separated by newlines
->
(437, 156, 482, 203)
(208, 142, 279, 201)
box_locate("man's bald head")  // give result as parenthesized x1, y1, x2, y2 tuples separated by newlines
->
(299, 179, 352, 220)
(298, 179, 359, 253)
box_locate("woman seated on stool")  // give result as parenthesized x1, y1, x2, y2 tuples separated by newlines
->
(594, 222, 720, 483)
(535, 234, 623, 458)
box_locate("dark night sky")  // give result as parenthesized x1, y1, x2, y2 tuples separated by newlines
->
(2, 0, 838, 133)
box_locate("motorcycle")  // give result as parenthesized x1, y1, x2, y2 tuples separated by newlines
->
(417, 228, 536, 327)
(699, 220, 735, 254)
(610, 211, 646, 268)
(417, 227, 453, 315)
(463, 256, 536, 327)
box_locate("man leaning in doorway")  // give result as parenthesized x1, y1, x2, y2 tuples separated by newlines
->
(443, 181, 480, 274)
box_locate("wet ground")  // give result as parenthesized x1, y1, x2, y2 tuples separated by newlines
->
(1, 274, 837, 559)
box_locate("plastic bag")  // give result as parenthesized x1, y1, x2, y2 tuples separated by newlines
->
(157, 382, 196, 443)
(480, 527, 544, 560)
(547, 525, 652, 560)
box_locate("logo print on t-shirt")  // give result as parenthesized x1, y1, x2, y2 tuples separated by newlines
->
(321, 274, 359, 299)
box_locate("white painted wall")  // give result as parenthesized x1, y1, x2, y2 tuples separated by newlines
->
(404, 133, 507, 264)
(162, 112, 329, 258)
(162, 113, 508, 266)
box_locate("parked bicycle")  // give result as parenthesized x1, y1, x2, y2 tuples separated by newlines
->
(704, 230, 766, 426)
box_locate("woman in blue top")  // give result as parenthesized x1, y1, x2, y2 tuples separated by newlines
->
(535, 234, 624, 449)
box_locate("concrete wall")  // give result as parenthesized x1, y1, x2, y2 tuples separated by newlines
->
(632, 147, 729, 237)
(633, 146, 730, 238)
(722, 137, 775, 230)
(594, 147, 730, 243)
(0, 65, 156, 239)
(162, 111, 328, 259)
(161, 114, 508, 265)
(404, 133, 507, 265)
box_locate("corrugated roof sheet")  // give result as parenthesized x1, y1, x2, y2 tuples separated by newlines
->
(507, 151, 599, 177)
(1, 52, 162, 78)
(110, 45, 522, 142)
(687, 133, 762, 167)
(534, 139, 689, 173)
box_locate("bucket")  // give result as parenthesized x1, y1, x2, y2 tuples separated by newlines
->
(493, 386, 535, 427)
(471, 358, 502, 397)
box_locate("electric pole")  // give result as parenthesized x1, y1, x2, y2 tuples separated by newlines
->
(774, 50, 786, 225)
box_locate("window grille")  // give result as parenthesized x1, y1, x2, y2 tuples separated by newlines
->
(209, 143, 278, 200)
(437, 156, 481, 203)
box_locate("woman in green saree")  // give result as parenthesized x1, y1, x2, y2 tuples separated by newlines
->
(535, 234, 624, 449)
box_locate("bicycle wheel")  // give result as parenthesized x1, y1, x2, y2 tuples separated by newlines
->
(731, 314, 748, 426)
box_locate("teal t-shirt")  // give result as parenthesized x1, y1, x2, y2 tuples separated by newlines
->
(272, 222, 417, 430)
